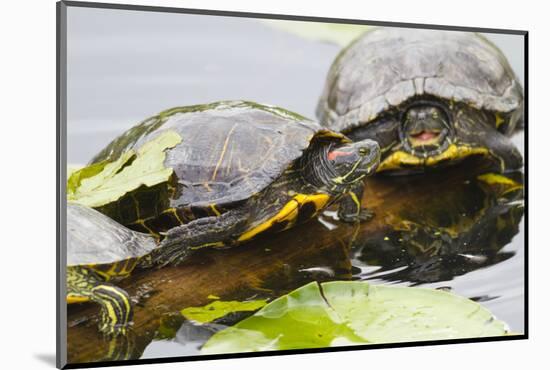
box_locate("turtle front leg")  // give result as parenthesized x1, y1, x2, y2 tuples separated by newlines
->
(337, 183, 374, 223)
(67, 266, 133, 337)
(153, 209, 249, 266)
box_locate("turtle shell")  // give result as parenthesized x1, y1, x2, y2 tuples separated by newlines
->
(90, 101, 347, 227)
(317, 27, 524, 133)
(67, 202, 157, 266)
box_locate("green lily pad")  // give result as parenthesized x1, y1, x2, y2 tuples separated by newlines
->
(67, 164, 84, 179)
(202, 281, 507, 354)
(67, 130, 181, 207)
(260, 19, 370, 46)
(181, 299, 268, 324)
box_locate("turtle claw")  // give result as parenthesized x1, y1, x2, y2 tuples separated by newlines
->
(167, 251, 191, 267)
(152, 242, 193, 267)
(338, 208, 374, 223)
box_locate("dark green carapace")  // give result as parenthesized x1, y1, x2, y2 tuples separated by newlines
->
(317, 28, 524, 174)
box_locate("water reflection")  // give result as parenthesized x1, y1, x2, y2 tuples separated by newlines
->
(351, 170, 523, 285)
(141, 167, 523, 360)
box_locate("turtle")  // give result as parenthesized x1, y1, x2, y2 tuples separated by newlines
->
(316, 27, 524, 174)
(86, 100, 380, 266)
(67, 202, 158, 337)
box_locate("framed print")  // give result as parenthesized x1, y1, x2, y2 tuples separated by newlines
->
(57, 1, 527, 368)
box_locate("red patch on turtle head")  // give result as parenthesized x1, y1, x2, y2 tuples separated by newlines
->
(328, 150, 353, 161)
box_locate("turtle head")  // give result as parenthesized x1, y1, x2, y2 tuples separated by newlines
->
(400, 102, 452, 156)
(327, 139, 380, 185)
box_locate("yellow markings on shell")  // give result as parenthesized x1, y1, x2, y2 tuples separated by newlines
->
(316, 130, 350, 142)
(89, 264, 114, 281)
(158, 106, 187, 120)
(105, 262, 121, 278)
(87, 260, 134, 281)
(477, 173, 520, 186)
(237, 193, 330, 242)
(211, 123, 238, 181)
(119, 259, 138, 276)
(477, 173, 523, 194)
(135, 219, 160, 238)
(170, 208, 184, 225)
(67, 294, 90, 304)
(224, 139, 236, 177)
(301, 193, 331, 212)
(377, 144, 490, 172)
(117, 260, 130, 276)
(210, 204, 221, 216)
(130, 193, 141, 220)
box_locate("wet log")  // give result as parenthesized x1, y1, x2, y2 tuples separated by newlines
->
(66, 164, 522, 364)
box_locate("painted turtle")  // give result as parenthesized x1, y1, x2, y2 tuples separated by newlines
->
(67, 202, 158, 336)
(84, 101, 380, 265)
(316, 27, 523, 174)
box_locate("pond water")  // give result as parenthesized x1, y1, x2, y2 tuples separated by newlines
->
(66, 7, 525, 363)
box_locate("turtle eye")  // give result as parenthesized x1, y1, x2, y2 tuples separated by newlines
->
(358, 147, 370, 156)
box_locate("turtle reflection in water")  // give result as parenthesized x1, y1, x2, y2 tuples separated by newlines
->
(317, 28, 524, 174)
(351, 169, 523, 284)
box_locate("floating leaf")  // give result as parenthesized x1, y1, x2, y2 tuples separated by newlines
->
(181, 300, 268, 324)
(67, 130, 182, 207)
(322, 282, 506, 343)
(67, 164, 84, 179)
(67, 161, 108, 195)
(202, 281, 507, 354)
(260, 19, 370, 46)
(155, 314, 185, 340)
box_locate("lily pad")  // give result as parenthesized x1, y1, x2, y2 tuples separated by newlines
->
(202, 281, 507, 354)
(260, 19, 370, 46)
(181, 299, 268, 324)
(67, 164, 84, 179)
(67, 130, 181, 207)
